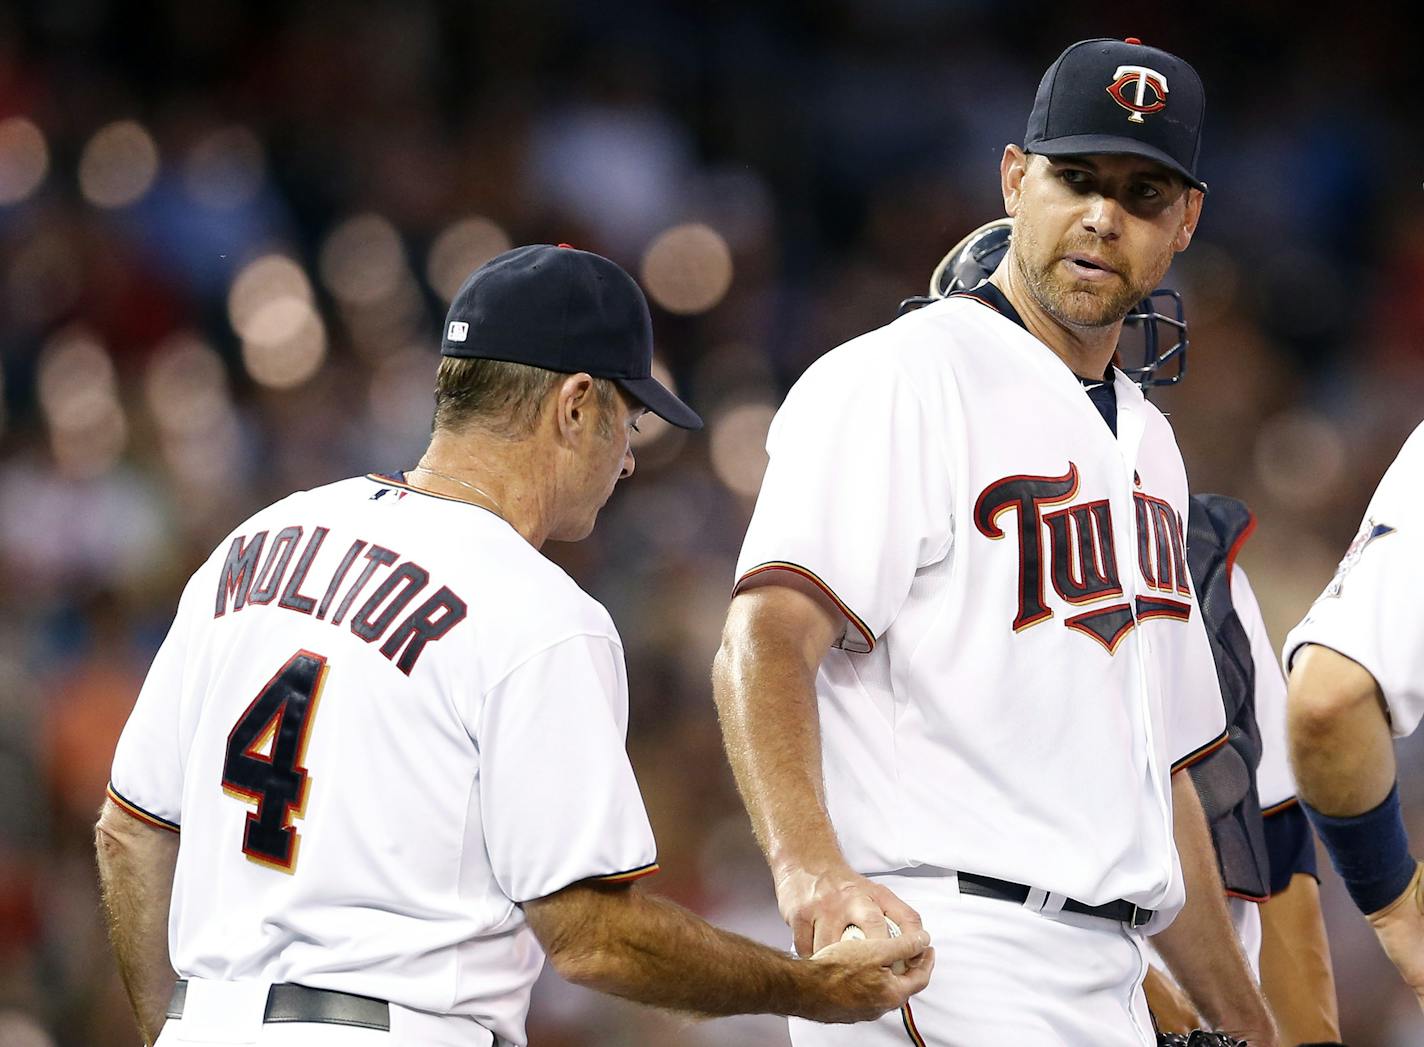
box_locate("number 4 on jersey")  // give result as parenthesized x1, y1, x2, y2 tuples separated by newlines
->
(222, 650, 328, 872)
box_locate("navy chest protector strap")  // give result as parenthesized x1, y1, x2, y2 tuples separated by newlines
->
(1185, 494, 1271, 901)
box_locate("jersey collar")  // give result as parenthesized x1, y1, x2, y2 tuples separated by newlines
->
(948, 280, 1027, 332)
(951, 281, 1131, 439)
(953, 280, 1122, 389)
(365, 471, 506, 521)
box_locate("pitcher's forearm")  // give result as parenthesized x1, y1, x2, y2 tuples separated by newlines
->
(716, 656, 837, 872)
(712, 589, 844, 873)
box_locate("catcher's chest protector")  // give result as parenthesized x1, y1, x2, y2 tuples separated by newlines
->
(1185, 494, 1271, 900)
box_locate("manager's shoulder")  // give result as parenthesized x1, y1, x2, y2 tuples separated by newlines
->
(200, 478, 362, 552)
(493, 539, 621, 644)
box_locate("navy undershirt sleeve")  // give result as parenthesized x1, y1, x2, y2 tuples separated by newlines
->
(1264, 802, 1320, 895)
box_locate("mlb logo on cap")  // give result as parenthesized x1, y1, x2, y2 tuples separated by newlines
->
(439, 244, 702, 429)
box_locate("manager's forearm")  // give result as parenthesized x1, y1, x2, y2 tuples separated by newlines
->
(532, 881, 803, 1014)
(95, 800, 179, 1045)
(524, 881, 922, 1022)
(712, 603, 840, 875)
(1153, 774, 1276, 1043)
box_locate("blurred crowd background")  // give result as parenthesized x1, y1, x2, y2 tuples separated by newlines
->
(2, 1, 1422, 1044)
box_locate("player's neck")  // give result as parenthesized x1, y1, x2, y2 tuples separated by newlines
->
(988, 268, 1122, 382)
(410, 433, 552, 549)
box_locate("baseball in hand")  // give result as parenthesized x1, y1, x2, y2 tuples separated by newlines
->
(841, 916, 907, 974)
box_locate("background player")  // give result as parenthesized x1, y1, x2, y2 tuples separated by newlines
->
(713, 37, 1276, 1046)
(1283, 420, 1424, 1013)
(921, 220, 1342, 1045)
(1157, 500, 1342, 1044)
(93, 244, 932, 1047)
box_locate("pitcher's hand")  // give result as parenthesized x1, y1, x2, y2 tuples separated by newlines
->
(775, 861, 924, 957)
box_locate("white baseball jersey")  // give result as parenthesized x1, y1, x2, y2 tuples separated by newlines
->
(734, 292, 1226, 929)
(1234, 566, 1296, 815)
(1284, 420, 1424, 737)
(109, 473, 658, 1046)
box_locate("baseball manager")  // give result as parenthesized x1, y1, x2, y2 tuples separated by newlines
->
(95, 245, 932, 1046)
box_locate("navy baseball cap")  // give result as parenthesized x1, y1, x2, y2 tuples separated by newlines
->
(441, 244, 702, 430)
(1026, 37, 1207, 192)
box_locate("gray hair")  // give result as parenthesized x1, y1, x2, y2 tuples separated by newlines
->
(433, 357, 620, 438)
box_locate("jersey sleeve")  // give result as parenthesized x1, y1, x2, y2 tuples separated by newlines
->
(1283, 423, 1424, 738)
(108, 566, 212, 831)
(478, 633, 657, 903)
(1232, 567, 1295, 812)
(733, 343, 955, 652)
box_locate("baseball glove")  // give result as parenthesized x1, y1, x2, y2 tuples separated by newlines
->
(1156, 1034, 1245, 1047)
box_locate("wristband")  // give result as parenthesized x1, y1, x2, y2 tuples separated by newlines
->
(1301, 783, 1416, 915)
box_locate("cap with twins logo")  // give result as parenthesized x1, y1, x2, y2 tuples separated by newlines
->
(440, 243, 703, 430)
(1025, 37, 1207, 192)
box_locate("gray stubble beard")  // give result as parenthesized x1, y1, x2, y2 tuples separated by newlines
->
(1011, 234, 1173, 332)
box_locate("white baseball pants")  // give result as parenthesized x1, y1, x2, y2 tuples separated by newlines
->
(788, 869, 1156, 1047)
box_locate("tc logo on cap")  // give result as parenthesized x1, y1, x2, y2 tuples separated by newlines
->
(447, 321, 469, 342)
(1107, 65, 1169, 123)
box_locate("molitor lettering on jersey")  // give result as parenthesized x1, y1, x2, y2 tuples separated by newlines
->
(316, 540, 367, 619)
(248, 527, 303, 605)
(330, 546, 399, 626)
(215, 530, 268, 616)
(278, 526, 329, 613)
(975, 464, 1192, 653)
(213, 526, 468, 674)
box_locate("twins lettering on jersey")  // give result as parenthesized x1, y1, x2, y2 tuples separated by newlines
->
(214, 525, 467, 674)
(974, 462, 1191, 653)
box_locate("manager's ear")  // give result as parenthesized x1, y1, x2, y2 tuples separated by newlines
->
(554, 372, 598, 443)
(1001, 144, 1029, 218)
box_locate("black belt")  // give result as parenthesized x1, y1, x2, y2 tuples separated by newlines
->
(167, 980, 391, 1031)
(957, 872, 1155, 929)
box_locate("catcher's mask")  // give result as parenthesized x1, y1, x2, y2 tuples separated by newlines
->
(896, 218, 1188, 392)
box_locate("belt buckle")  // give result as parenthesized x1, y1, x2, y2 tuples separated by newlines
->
(1127, 903, 1149, 929)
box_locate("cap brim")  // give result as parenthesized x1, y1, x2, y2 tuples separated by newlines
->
(1027, 135, 1208, 192)
(617, 376, 703, 430)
